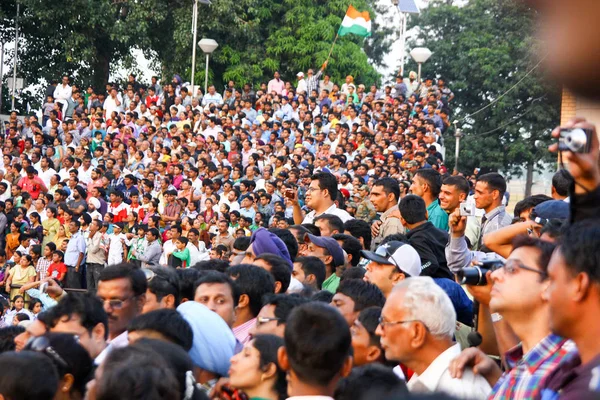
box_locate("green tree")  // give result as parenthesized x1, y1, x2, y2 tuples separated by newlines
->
(407, 0, 560, 195)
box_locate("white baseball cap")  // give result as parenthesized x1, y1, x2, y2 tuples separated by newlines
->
(361, 241, 422, 277)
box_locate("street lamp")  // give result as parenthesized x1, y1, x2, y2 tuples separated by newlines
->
(410, 47, 432, 82)
(190, 0, 212, 93)
(198, 38, 218, 95)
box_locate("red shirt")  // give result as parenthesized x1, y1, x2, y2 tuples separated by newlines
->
(18, 176, 47, 200)
(48, 262, 67, 281)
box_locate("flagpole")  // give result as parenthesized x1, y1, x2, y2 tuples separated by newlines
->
(326, 33, 340, 63)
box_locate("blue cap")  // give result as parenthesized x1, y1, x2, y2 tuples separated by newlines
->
(304, 233, 345, 268)
(533, 200, 570, 220)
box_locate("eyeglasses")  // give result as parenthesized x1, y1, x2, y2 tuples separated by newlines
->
(25, 336, 70, 371)
(256, 317, 281, 327)
(306, 187, 322, 193)
(378, 317, 427, 331)
(491, 259, 548, 279)
(98, 295, 135, 310)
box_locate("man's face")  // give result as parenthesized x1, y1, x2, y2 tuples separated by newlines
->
(473, 181, 495, 210)
(438, 184, 465, 212)
(409, 175, 426, 198)
(97, 278, 143, 338)
(51, 314, 104, 359)
(369, 185, 392, 213)
(331, 293, 358, 326)
(375, 289, 412, 362)
(364, 261, 398, 297)
(142, 288, 173, 314)
(545, 248, 578, 338)
(351, 318, 378, 367)
(315, 219, 335, 237)
(194, 283, 236, 327)
(249, 304, 284, 338)
(489, 247, 548, 315)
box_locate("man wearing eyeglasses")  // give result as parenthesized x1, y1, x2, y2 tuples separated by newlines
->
(95, 263, 147, 364)
(377, 277, 491, 398)
(449, 236, 576, 399)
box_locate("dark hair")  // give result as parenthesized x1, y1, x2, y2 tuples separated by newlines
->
(284, 302, 351, 387)
(398, 194, 427, 224)
(233, 236, 251, 252)
(311, 172, 338, 201)
(262, 294, 309, 325)
(252, 334, 287, 400)
(28, 298, 42, 312)
(513, 194, 553, 220)
(336, 279, 385, 312)
(97, 345, 180, 400)
(442, 175, 470, 195)
(294, 256, 326, 288)
(340, 266, 366, 282)
(127, 309, 193, 351)
(29, 333, 93, 395)
(511, 235, 557, 277)
(334, 363, 407, 400)
(540, 219, 565, 240)
(48, 292, 109, 340)
(332, 234, 362, 267)
(558, 221, 600, 284)
(192, 259, 229, 273)
(254, 254, 292, 293)
(311, 290, 334, 303)
(98, 263, 147, 296)
(0, 351, 60, 400)
(146, 266, 180, 307)
(314, 214, 344, 236)
(358, 306, 383, 347)
(343, 219, 371, 250)
(476, 172, 507, 197)
(175, 268, 205, 302)
(415, 168, 443, 197)
(226, 264, 275, 317)
(372, 177, 400, 202)
(552, 170, 572, 197)
(193, 271, 240, 307)
(0, 326, 25, 353)
(268, 228, 298, 261)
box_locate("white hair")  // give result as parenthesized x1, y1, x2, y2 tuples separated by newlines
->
(394, 277, 456, 339)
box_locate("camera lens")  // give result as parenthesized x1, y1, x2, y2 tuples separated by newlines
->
(456, 266, 488, 286)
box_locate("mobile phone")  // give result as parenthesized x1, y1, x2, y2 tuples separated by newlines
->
(285, 188, 294, 199)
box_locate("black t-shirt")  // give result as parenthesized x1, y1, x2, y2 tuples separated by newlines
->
(542, 352, 600, 400)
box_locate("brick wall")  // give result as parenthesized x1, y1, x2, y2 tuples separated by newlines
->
(560, 87, 577, 125)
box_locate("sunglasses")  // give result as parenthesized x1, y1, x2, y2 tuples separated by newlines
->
(25, 336, 70, 371)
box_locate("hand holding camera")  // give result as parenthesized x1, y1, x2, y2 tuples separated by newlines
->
(449, 208, 467, 238)
(549, 117, 600, 194)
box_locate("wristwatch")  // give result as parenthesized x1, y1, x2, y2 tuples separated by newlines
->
(491, 312, 503, 323)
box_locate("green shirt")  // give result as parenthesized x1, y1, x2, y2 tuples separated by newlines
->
(322, 273, 340, 294)
(172, 247, 191, 268)
(427, 200, 449, 231)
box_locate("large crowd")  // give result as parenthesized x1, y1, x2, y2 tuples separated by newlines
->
(0, 21, 599, 398)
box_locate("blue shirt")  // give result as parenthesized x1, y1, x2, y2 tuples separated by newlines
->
(433, 278, 473, 326)
(64, 231, 86, 267)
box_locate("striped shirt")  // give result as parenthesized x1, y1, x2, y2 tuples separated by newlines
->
(232, 317, 256, 346)
(490, 334, 575, 400)
(36, 257, 52, 280)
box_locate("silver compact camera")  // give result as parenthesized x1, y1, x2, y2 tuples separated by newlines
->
(459, 202, 476, 217)
(558, 128, 592, 154)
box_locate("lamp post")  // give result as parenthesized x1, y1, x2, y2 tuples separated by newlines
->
(198, 38, 218, 95)
(190, 0, 211, 93)
(454, 128, 463, 174)
(409, 47, 432, 83)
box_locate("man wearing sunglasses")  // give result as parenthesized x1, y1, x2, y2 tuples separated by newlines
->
(95, 263, 147, 364)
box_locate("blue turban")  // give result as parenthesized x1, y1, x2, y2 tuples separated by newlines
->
(177, 302, 235, 377)
(249, 228, 292, 270)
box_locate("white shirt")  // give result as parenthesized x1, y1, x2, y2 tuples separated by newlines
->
(37, 168, 57, 188)
(53, 84, 72, 101)
(94, 330, 128, 365)
(159, 240, 177, 266)
(407, 343, 491, 399)
(302, 204, 353, 224)
(296, 79, 307, 94)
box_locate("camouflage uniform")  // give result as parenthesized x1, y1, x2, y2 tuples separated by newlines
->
(355, 199, 377, 222)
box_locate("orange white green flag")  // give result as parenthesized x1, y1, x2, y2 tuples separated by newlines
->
(338, 5, 372, 37)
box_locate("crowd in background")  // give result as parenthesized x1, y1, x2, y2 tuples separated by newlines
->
(0, 39, 598, 400)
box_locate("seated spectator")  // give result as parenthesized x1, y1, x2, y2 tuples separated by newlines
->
(0, 351, 59, 400)
(249, 293, 308, 338)
(330, 279, 386, 326)
(127, 308, 193, 351)
(335, 363, 408, 400)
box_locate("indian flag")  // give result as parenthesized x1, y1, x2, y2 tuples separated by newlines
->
(338, 5, 372, 37)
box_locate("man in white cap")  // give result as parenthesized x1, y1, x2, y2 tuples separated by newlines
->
(296, 71, 307, 94)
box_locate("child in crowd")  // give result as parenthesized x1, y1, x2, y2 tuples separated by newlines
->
(169, 237, 190, 268)
(47, 250, 67, 284)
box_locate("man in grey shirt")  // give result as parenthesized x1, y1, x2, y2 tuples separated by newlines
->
(446, 173, 512, 271)
(134, 228, 162, 268)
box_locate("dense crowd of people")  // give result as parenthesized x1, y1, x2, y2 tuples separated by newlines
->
(0, 14, 600, 396)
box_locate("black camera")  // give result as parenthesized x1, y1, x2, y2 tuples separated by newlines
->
(558, 128, 592, 154)
(456, 259, 504, 286)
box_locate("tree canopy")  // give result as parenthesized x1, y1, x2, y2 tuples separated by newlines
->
(0, 0, 393, 106)
(406, 0, 560, 191)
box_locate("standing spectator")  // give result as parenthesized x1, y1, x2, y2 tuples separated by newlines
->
(86, 219, 106, 290)
(410, 168, 448, 231)
(64, 220, 86, 289)
(369, 178, 405, 250)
